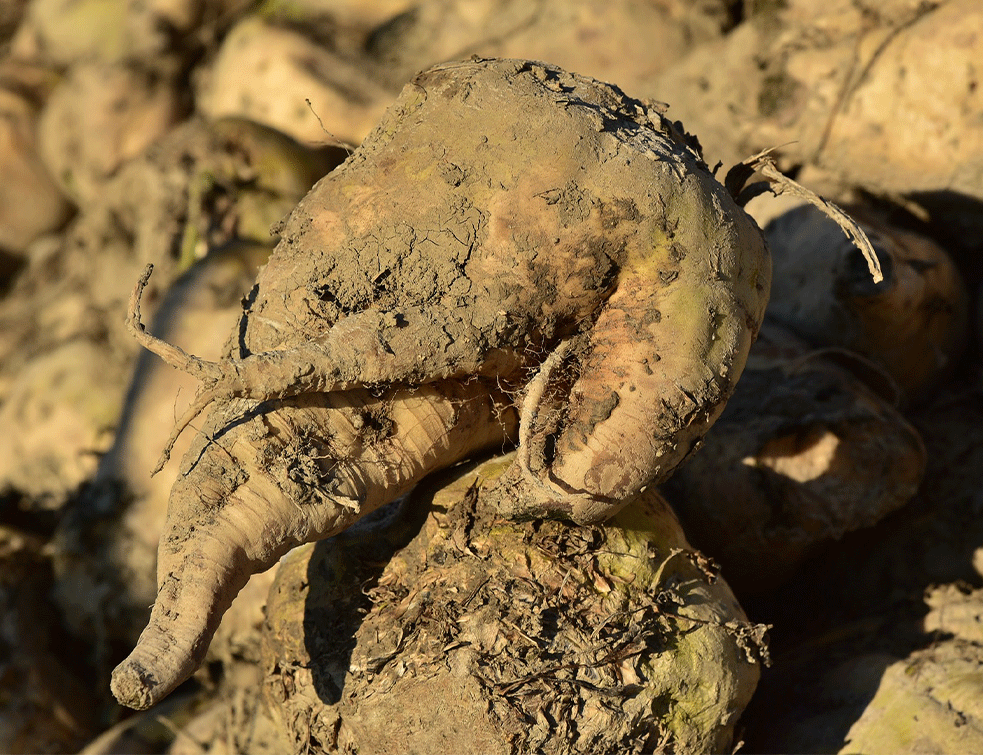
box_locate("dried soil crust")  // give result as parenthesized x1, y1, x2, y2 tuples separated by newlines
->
(262, 454, 767, 755)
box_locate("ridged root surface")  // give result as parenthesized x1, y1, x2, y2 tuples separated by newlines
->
(111, 381, 515, 709)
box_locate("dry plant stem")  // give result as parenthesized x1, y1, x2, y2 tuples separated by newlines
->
(738, 152, 883, 283)
(127, 265, 225, 473)
(127, 265, 224, 384)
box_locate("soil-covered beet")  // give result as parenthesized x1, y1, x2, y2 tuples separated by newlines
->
(235, 57, 769, 518)
(109, 56, 770, 713)
(262, 455, 766, 755)
(0, 1, 981, 753)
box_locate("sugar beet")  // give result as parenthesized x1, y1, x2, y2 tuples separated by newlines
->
(112, 57, 771, 709)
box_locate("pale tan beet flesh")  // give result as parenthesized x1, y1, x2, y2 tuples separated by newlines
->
(112, 58, 770, 709)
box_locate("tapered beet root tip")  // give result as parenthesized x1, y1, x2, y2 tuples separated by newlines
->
(110, 658, 161, 711)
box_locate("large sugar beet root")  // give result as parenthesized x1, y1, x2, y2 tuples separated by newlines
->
(181, 56, 772, 520)
(262, 455, 767, 755)
(113, 58, 770, 709)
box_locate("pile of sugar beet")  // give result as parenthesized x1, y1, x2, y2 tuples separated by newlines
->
(2, 0, 983, 753)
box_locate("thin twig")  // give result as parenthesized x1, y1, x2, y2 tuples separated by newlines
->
(128, 264, 228, 474)
(127, 265, 224, 380)
(725, 151, 883, 283)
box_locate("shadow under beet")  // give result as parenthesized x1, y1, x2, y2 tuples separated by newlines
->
(292, 496, 430, 706)
(906, 190, 983, 273)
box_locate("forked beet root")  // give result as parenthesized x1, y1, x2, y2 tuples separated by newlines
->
(112, 57, 776, 709)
